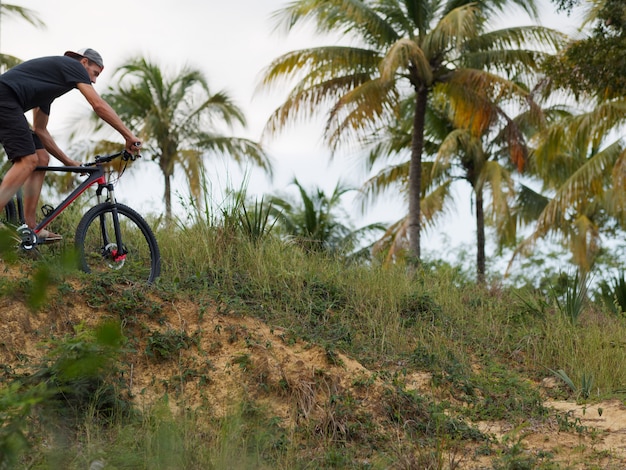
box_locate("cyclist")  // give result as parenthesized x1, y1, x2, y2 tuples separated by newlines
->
(0, 48, 141, 242)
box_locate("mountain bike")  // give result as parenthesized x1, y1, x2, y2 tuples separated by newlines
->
(1, 148, 161, 284)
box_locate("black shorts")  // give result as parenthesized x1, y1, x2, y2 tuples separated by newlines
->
(0, 83, 44, 162)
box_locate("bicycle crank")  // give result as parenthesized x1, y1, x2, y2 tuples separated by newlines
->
(17, 225, 38, 251)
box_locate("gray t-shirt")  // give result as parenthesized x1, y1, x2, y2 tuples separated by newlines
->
(0, 56, 91, 115)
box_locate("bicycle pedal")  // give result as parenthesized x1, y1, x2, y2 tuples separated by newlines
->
(41, 204, 54, 217)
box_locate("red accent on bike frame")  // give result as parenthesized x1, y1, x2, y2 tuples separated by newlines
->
(34, 174, 107, 235)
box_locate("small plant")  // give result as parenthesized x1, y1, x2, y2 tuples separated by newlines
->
(0, 382, 50, 469)
(238, 197, 276, 243)
(77, 273, 164, 323)
(550, 368, 577, 394)
(0, 320, 130, 467)
(0, 225, 19, 264)
(145, 329, 195, 361)
(324, 347, 344, 367)
(493, 431, 538, 470)
(555, 409, 587, 434)
(580, 372, 595, 400)
(549, 368, 595, 400)
(398, 291, 443, 327)
(550, 270, 589, 324)
(383, 385, 484, 442)
(29, 321, 130, 420)
(231, 353, 253, 371)
(596, 270, 626, 315)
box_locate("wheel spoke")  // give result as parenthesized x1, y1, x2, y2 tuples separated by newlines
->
(76, 204, 160, 284)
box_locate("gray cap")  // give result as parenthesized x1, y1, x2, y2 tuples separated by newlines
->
(64, 48, 104, 69)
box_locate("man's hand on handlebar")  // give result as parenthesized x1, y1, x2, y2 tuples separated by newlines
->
(125, 137, 142, 155)
(66, 158, 82, 168)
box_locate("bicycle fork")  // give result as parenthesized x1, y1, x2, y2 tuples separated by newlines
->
(96, 184, 128, 263)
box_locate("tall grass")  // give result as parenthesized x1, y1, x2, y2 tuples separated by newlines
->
(157, 196, 626, 396)
(4, 183, 626, 467)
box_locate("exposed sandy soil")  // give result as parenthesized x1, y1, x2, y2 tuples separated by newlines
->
(2, 260, 626, 468)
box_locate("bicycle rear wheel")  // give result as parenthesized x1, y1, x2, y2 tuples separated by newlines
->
(2, 199, 18, 225)
(75, 203, 161, 284)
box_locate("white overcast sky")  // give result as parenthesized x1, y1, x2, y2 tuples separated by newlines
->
(0, 0, 583, 257)
(1, 0, 359, 214)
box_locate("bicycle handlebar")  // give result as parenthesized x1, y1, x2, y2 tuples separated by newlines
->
(96, 150, 139, 164)
(83, 143, 142, 167)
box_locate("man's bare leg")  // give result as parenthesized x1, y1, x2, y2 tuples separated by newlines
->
(0, 153, 38, 218)
(22, 149, 49, 228)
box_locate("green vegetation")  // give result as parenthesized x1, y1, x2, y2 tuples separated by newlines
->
(2, 211, 626, 468)
(258, 0, 564, 269)
(1, 0, 626, 467)
(546, 0, 626, 98)
(101, 58, 270, 221)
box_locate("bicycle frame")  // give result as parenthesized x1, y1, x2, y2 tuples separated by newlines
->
(3, 148, 159, 282)
(28, 164, 116, 236)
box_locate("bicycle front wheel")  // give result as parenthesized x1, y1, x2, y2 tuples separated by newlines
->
(75, 203, 161, 284)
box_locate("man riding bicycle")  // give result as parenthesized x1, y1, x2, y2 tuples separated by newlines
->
(0, 48, 141, 242)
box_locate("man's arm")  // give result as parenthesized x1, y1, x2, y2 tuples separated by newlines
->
(77, 82, 141, 152)
(32, 108, 81, 166)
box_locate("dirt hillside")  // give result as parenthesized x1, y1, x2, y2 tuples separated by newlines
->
(1, 262, 626, 468)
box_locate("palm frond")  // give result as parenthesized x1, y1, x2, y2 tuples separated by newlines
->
(480, 160, 515, 220)
(514, 184, 549, 225)
(401, 0, 434, 34)
(380, 38, 432, 83)
(194, 135, 273, 174)
(0, 4, 45, 27)
(258, 46, 381, 94)
(466, 26, 566, 56)
(272, 0, 400, 47)
(434, 128, 473, 172)
(372, 216, 409, 265)
(0, 54, 22, 72)
(263, 72, 375, 137)
(425, 4, 480, 57)
(421, 180, 454, 228)
(534, 142, 624, 237)
(326, 78, 399, 150)
(358, 160, 409, 209)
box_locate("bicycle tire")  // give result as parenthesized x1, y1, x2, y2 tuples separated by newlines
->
(2, 199, 18, 225)
(75, 203, 161, 284)
(0, 176, 18, 225)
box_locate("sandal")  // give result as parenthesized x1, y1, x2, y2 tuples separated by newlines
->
(37, 229, 63, 243)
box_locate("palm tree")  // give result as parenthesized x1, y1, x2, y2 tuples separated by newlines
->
(258, 0, 562, 266)
(508, 0, 626, 275)
(365, 82, 543, 282)
(364, 97, 457, 265)
(511, 98, 626, 274)
(0, 3, 44, 71)
(269, 179, 384, 257)
(101, 58, 271, 220)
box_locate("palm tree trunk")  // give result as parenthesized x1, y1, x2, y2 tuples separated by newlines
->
(164, 173, 172, 221)
(408, 86, 428, 264)
(476, 186, 486, 284)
